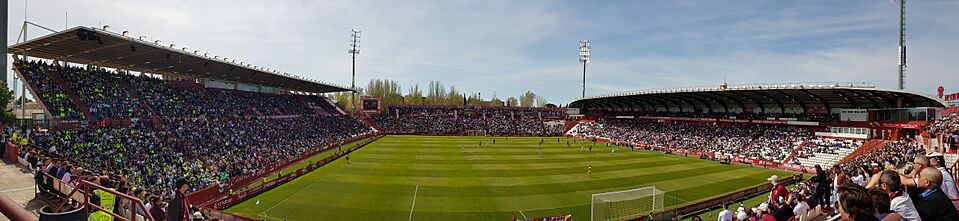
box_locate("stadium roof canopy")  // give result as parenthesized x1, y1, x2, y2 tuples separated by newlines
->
(569, 82, 949, 112)
(8, 26, 349, 94)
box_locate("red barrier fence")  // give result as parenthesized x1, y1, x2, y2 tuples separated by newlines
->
(3, 142, 19, 163)
(0, 192, 36, 221)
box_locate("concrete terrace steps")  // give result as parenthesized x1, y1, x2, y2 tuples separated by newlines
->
(837, 140, 887, 165)
(795, 138, 864, 168)
(781, 136, 813, 165)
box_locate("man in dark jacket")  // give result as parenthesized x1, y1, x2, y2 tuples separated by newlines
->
(915, 167, 959, 221)
(166, 178, 191, 221)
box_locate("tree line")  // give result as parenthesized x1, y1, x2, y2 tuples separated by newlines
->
(326, 79, 553, 112)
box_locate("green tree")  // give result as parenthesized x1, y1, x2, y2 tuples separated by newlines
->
(365, 79, 403, 112)
(519, 91, 537, 107)
(506, 97, 518, 107)
(0, 82, 17, 125)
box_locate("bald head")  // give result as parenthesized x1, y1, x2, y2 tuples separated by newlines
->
(920, 167, 943, 189)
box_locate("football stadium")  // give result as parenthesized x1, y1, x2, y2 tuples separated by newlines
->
(1, 1, 959, 221)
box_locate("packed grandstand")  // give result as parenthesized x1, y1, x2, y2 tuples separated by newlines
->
(1, 15, 959, 221)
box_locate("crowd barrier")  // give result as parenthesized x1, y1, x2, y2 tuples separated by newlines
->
(636, 176, 798, 221)
(0, 192, 36, 221)
(15, 159, 155, 221)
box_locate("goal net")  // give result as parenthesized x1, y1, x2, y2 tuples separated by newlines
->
(591, 186, 664, 221)
(467, 130, 487, 136)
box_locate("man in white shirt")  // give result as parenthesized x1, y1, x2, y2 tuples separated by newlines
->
(717, 203, 733, 221)
(880, 170, 922, 221)
(736, 205, 748, 221)
(792, 195, 810, 221)
(929, 153, 959, 210)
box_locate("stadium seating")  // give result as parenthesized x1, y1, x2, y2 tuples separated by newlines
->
(14, 61, 84, 120)
(373, 106, 566, 136)
(14, 60, 374, 193)
(16, 60, 346, 121)
(567, 119, 820, 162)
(792, 137, 864, 168)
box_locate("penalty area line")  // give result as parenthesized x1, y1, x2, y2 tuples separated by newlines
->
(408, 185, 420, 221)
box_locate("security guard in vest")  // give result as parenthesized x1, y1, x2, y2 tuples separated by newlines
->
(88, 177, 117, 221)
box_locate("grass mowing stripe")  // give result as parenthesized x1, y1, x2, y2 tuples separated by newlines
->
(350, 153, 655, 165)
(225, 136, 787, 220)
(281, 166, 778, 213)
(290, 164, 750, 198)
(334, 157, 690, 178)
(324, 160, 717, 187)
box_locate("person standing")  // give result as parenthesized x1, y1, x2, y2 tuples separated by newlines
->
(537, 144, 542, 158)
(768, 175, 787, 203)
(718, 203, 733, 221)
(588, 165, 592, 178)
(166, 178, 191, 221)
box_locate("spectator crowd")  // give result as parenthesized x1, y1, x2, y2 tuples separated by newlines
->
(373, 106, 566, 136)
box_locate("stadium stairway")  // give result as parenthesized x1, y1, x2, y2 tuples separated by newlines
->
(49, 69, 97, 123)
(562, 121, 580, 134)
(357, 114, 383, 132)
(120, 79, 162, 122)
(781, 136, 813, 165)
(836, 140, 887, 165)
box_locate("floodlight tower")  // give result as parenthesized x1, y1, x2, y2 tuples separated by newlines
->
(349, 29, 361, 115)
(579, 40, 590, 98)
(896, 0, 906, 107)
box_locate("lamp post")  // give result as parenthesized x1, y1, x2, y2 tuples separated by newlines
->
(348, 29, 361, 115)
(579, 40, 590, 98)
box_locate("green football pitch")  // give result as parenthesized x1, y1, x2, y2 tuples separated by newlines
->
(225, 135, 791, 220)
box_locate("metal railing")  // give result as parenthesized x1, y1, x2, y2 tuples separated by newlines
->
(39, 171, 154, 221)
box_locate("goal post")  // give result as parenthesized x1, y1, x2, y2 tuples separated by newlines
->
(467, 129, 487, 136)
(591, 186, 664, 221)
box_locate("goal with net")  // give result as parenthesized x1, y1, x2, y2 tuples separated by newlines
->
(591, 186, 664, 221)
(467, 129, 487, 136)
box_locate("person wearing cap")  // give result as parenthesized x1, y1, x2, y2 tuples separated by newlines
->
(757, 202, 775, 221)
(768, 175, 788, 204)
(166, 178, 191, 221)
(737, 204, 749, 221)
(927, 152, 959, 210)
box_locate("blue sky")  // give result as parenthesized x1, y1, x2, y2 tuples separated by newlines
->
(6, 0, 959, 105)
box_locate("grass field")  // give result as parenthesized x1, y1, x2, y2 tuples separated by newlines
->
(225, 135, 791, 220)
